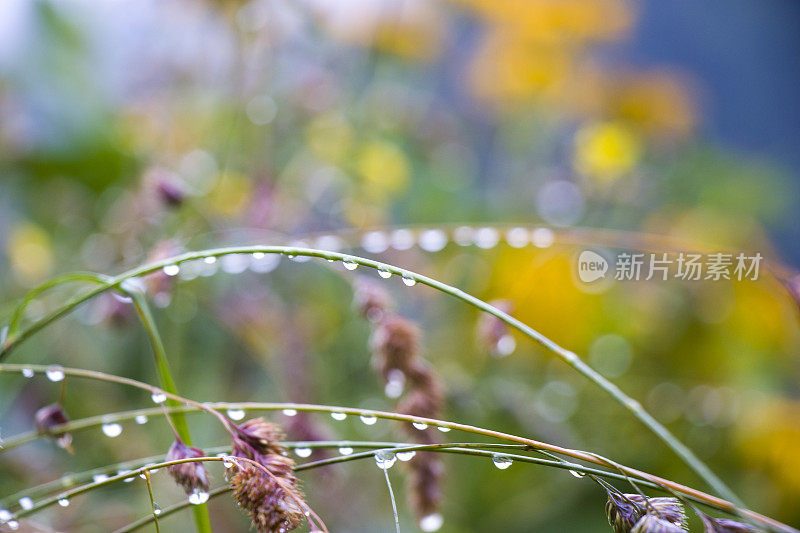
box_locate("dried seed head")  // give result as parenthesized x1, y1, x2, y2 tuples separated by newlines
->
(166, 439, 209, 494)
(370, 315, 421, 380)
(606, 493, 687, 533)
(232, 418, 285, 459)
(353, 277, 393, 322)
(34, 404, 73, 453)
(631, 513, 688, 533)
(230, 461, 305, 533)
(156, 177, 186, 207)
(408, 453, 444, 519)
(397, 389, 442, 421)
(699, 513, 759, 533)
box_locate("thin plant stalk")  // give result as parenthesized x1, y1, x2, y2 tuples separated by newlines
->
(0, 245, 738, 504)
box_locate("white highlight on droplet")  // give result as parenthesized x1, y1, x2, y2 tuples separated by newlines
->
(338, 447, 354, 455)
(420, 513, 444, 532)
(359, 415, 378, 425)
(163, 264, 180, 276)
(18, 497, 33, 511)
(151, 392, 167, 404)
(374, 450, 396, 470)
(492, 455, 513, 469)
(101, 423, 123, 438)
(295, 448, 312, 458)
(46, 366, 65, 382)
(282, 409, 297, 417)
(135, 415, 148, 425)
(57, 498, 70, 507)
(418, 229, 447, 252)
(401, 274, 416, 287)
(330, 412, 347, 421)
(412, 422, 428, 431)
(396, 451, 416, 462)
(227, 409, 245, 421)
(22, 368, 34, 378)
(188, 489, 209, 505)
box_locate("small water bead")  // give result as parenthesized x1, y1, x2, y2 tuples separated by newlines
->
(401, 274, 416, 287)
(6, 520, 19, 531)
(338, 447, 354, 456)
(419, 513, 444, 532)
(163, 264, 180, 276)
(221, 254, 250, 273)
(492, 455, 513, 470)
(93, 474, 109, 483)
(359, 414, 377, 425)
(222, 456, 235, 469)
(396, 451, 416, 462)
(361, 231, 389, 254)
(418, 229, 447, 252)
(188, 489, 210, 505)
(384, 370, 405, 399)
(330, 412, 347, 421)
(227, 409, 246, 421)
(0, 509, 12, 521)
(505, 227, 530, 248)
(46, 366, 65, 382)
(475, 227, 500, 249)
(531, 227, 555, 248)
(377, 267, 392, 279)
(203, 256, 217, 264)
(57, 498, 70, 507)
(436, 426, 451, 433)
(21, 368, 34, 378)
(412, 422, 428, 431)
(249, 253, 280, 273)
(342, 260, 358, 271)
(295, 448, 312, 458)
(569, 470, 585, 478)
(18, 497, 33, 511)
(135, 415, 148, 425)
(101, 423, 123, 438)
(390, 229, 415, 251)
(151, 392, 167, 404)
(495, 335, 516, 357)
(153, 504, 162, 516)
(374, 450, 396, 470)
(282, 409, 297, 417)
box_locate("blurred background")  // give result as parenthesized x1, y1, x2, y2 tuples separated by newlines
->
(1, 0, 799, 531)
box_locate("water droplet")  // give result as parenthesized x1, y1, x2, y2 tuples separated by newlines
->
(412, 422, 428, 430)
(569, 469, 585, 478)
(227, 409, 245, 421)
(101, 423, 123, 438)
(92, 474, 109, 483)
(153, 504, 162, 516)
(437, 426, 451, 433)
(135, 415, 148, 425)
(203, 256, 217, 264)
(377, 267, 392, 279)
(385, 370, 405, 398)
(492, 455, 513, 470)
(338, 447, 354, 455)
(374, 450, 396, 470)
(118, 469, 134, 482)
(359, 414, 378, 425)
(46, 366, 65, 382)
(221, 254, 250, 273)
(0, 510, 11, 521)
(151, 392, 167, 404)
(7, 521, 19, 531)
(223, 456, 235, 468)
(250, 253, 280, 273)
(505, 227, 529, 248)
(531, 227, 555, 248)
(163, 264, 180, 276)
(475, 227, 500, 249)
(295, 448, 312, 458)
(396, 451, 416, 462)
(453, 226, 474, 246)
(361, 231, 389, 254)
(18, 497, 33, 511)
(419, 513, 444, 532)
(21, 368, 34, 378)
(401, 274, 416, 287)
(343, 260, 358, 271)
(188, 489, 209, 505)
(418, 229, 447, 252)
(495, 335, 516, 357)
(390, 229, 415, 250)
(282, 409, 297, 417)
(57, 498, 70, 507)
(330, 412, 347, 421)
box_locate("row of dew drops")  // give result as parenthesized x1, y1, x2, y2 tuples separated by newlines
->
(1, 227, 558, 530)
(148, 225, 556, 285)
(0, 368, 541, 532)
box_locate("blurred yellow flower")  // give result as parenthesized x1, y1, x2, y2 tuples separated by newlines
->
(205, 172, 252, 217)
(356, 140, 410, 200)
(573, 121, 642, 181)
(8, 222, 54, 286)
(306, 112, 353, 164)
